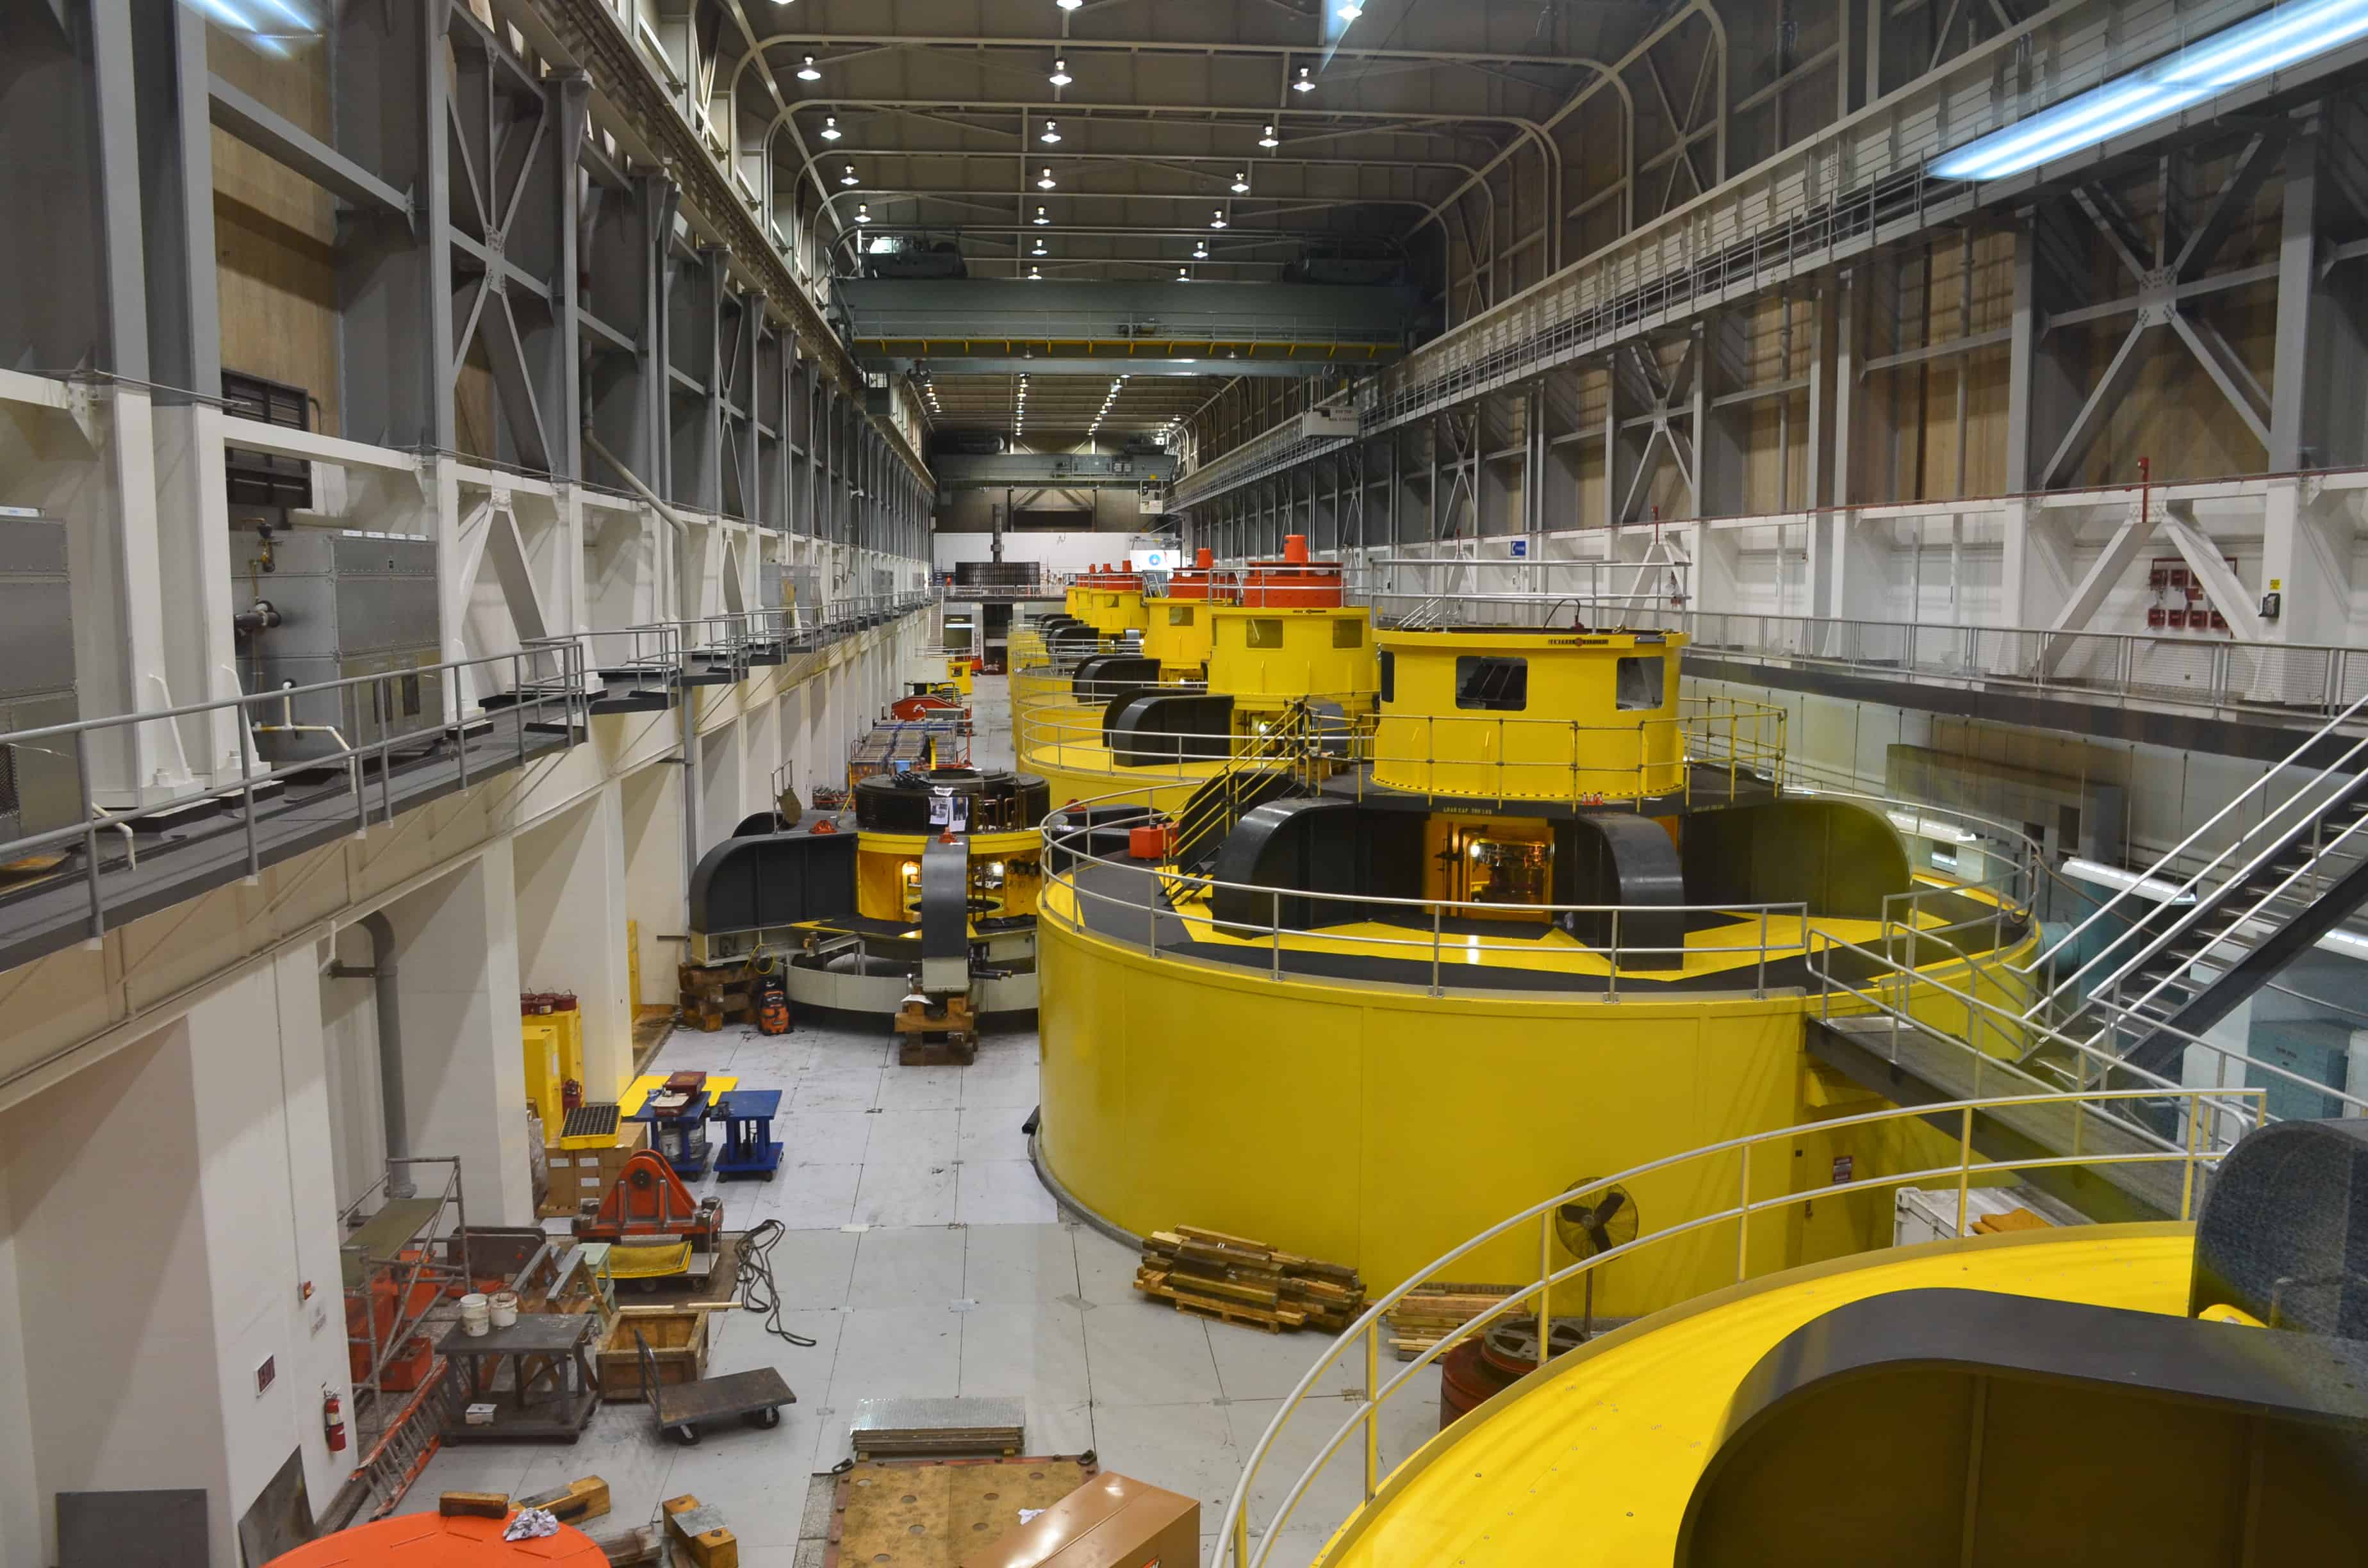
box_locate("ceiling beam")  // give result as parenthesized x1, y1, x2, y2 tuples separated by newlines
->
(742, 32, 1618, 73)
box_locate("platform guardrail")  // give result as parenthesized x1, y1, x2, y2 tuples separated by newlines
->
(0, 641, 589, 943)
(1012, 671, 1785, 808)
(1044, 794, 1837, 999)
(1208, 1084, 2267, 1568)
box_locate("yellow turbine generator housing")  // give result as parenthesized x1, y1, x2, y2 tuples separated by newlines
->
(1015, 537, 1379, 812)
(1074, 562, 1149, 637)
(1370, 627, 1685, 802)
(1032, 613, 2045, 1300)
(685, 767, 1051, 1023)
(1139, 546, 1222, 680)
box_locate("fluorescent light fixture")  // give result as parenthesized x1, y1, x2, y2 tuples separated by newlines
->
(1259, 124, 1279, 148)
(1037, 167, 1057, 189)
(819, 116, 842, 140)
(1028, 266, 1044, 280)
(1032, 238, 1048, 254)
(1293, 67, 1315, 93)
(1930, 0, 2368, 180)
(797, 54, 821, 81)
(840, 165, 859, 186)
(855, 202, 871, 224)
(1210, 209, 1228, 229)
(1057, 0, 1082, 9)
(1040, 120, 1063, 143)
(1231, 171, 1251, 193)
(1338, 1, 1363, 17)
(1178, 266, 1190, 279)
(1033, 206, 1051, 225)
(1192, 241, 1209, 259)
(1049, 58, 1073, 86)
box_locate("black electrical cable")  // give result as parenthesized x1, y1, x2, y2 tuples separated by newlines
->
(735, 1219, 819, 1346)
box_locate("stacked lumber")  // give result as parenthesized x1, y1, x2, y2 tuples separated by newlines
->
(1384, 1282, 1521, 1361)
(677, 962, 752, 1033)
(1133, 1226, 1364, 1334)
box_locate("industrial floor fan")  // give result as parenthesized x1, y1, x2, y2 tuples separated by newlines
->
(1555, 1179, 1639, 1341)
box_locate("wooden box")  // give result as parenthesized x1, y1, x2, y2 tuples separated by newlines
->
(958, 1473, 1198, 1568)
(596, 1309, 710, 1402)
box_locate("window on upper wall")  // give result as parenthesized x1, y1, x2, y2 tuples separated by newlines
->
(1332, 618, 1364, 648)
(1616, 655, 1665, 711)
(1169, 605, 1195, 625)
(1455, 656, 1527, 711)
(1245, 618, 1285, 649)
(1377, 650, 1395, 704)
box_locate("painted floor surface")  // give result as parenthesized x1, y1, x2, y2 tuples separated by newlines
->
(400, 674, 1430, 1565)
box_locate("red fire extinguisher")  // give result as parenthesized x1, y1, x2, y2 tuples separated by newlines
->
(324, 1389, 347, 1453)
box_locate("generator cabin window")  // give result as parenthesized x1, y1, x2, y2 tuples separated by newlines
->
(1332, 618, 1364, 648)
(1456, 656, 1528, 712)
(1246, 618, 1285, 649)
(1377, 650, 1395, 704)
(1615, 655, 1665, 711)
(1169, 605, 1195, 626)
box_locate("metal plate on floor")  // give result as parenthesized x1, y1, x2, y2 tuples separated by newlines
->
(828, 1454, 1096, 1568)
(848, 1396, 1026, 1458)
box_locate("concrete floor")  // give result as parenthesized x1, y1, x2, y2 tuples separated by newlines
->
(400, 669, 1440, 1564)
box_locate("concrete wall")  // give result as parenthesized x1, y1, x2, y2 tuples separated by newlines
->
(0, 948, 354, 1568)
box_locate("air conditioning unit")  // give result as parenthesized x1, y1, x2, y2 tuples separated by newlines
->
(1300, 407, 1358, 439)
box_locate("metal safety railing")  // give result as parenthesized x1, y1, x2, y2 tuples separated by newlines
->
(2032, 694, 2368, 1002)
(1044, 794, 1832, 999)
(0, 640, 589, 943)
(1208, 1083, 2266, 1568)
(1807, 931, 2368, 1129)
(1011, 669, 1786, 810)
(1329, 585, 2368, 724)
(1607, 604, 2368, 723)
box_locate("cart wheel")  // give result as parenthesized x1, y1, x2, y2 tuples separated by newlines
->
(764, 1170, 777, 1182)
(673, 1424, 702, 1446)
(748, 1407, 782, 1429)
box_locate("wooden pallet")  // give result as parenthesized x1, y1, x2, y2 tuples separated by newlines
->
(1132, 1225, 1363, 1335)
(1384, 1282, 1521, 1360)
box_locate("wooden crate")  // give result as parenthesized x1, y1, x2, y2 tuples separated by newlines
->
(596, 1309, 710, 1401)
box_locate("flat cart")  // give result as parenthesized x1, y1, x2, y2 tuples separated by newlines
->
(634, 1327, 796, 1446)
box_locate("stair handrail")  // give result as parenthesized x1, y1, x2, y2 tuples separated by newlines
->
(1812, 931, 2368, 1121)
(2023, 690, 2368, 984)
(2039, 726, 2368, 1018)
(2091, 806, 2368, 1033)
(1169, 699, 1319, 867)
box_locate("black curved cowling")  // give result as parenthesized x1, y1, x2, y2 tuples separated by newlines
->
(853, 768, 1052, 835)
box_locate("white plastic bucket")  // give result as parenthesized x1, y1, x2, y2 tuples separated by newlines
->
(458, 1292, 491, 1337)
(488, 1291, 520, 1328)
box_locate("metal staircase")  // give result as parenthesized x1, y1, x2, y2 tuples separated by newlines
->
(2034, 697, 2368, 1083)
(1169, 701, 1324, 875)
